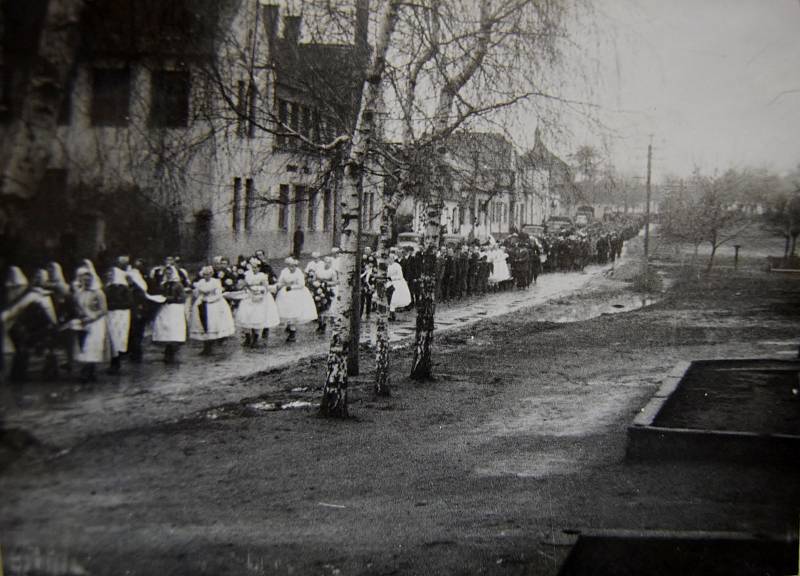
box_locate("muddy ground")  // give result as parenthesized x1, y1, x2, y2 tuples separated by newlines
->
(1, 233, 799, 576)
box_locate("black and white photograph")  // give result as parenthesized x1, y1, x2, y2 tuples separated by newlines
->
(1, 0, 799, 574)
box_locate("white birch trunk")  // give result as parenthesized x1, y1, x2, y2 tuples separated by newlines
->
(0, 0, 84, 202)
(320, 0, 403, 417)
(410, 0, 492, 380)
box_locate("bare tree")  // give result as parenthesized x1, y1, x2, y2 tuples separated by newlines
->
(0, 0, 85, 242)
(320, 0, 403, 417)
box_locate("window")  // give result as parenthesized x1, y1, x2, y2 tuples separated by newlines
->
(244, 178, 255, 232)
(307, 189, 317, 231)
(301, 105, 311, 138)
(150, 70, 190, 127)
(276, 99, 289, 146)
(323, 189, 332, 231)
(293, 185, 306, 229)
(312, 108, 321, 142)
(232, 178, 242, 233)
(91, 68, 131, 126)
(289, 102, 299, 134)
(0, 66, 9, 122)
(367, 192, 375, 230)
(278, 185, 289, 230)
(247, 81, 257, 138)
(236, 80, 246, 136)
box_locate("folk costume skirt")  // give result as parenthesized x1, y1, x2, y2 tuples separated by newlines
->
(235, 292, 281, 330)
(388, 279, 412, 311)
(74, 317, 110, 364)
(107, 309, 130, 356)
(190, 297, 236, 341)
(152, 303, 187, 343)
(275, 287, 318, 324)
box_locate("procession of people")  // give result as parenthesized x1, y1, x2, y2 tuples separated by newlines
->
(1, 250, 327, 383)
(2, 213, 641, 383)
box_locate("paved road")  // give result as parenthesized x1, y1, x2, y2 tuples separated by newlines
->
(1, 249, 637, 448)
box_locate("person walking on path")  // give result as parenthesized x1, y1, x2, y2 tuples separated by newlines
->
(151, 266, 187, 364)
(234, 259, 280, 349)
(104, 257, 133, 374)
(309, 256, 338, 333)
(189, 266, 236, 355)
(275, 257, 317, 342)
(72, 264, 109, 382)
(3, 267, 58, 382)
(387, 252, 412, 321)
(292, 226, 305, 259)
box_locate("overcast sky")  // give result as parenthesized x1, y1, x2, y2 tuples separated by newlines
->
(552, 0, 800, 180)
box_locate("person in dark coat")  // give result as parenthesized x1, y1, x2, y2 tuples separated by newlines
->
(466, 246, 479, 296)
(292, 226, 305, 259)
(127, 259, 155, 364)
(456, 245, 469, 300)
(442, 247, 456, 302)
(105, 257, 134, 374)
(360, 247, 376, 318)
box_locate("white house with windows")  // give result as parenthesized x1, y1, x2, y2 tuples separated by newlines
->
(2, 0, 370, 266)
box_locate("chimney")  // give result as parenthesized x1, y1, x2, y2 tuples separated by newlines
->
(354, 0, 369, 58)
(261, 4, 280, 45)
(283, 15, 302, 45)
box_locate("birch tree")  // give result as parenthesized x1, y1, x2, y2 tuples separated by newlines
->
(320, 0, 403, 417)
(365, 0, 583, 388)
(0, 0, 85, 231)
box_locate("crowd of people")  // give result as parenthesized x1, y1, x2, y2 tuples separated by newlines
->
(2, 252, 327, 383)
(377, 214, 644, 307)
(2, 214, 641, 384)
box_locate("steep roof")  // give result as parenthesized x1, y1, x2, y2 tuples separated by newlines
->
(78, 0, 231, 59)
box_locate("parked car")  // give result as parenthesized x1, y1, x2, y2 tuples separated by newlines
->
(575, 205, 595, 226)
(521, 224, 546, 237)
(396, 232, 422, 250)
(546, 215, 573, 231)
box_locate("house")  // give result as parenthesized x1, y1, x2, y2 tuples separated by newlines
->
(516, 127, 576, 227)
(1, 0, 369, 269)
(400, 132, 518, 242)
(399, 129, 577, 243)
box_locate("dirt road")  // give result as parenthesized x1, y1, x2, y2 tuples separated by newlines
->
(1, 233, 798, 576)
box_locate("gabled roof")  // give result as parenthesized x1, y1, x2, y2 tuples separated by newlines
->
(271, 37, 367, 136)
(79, 0, 228, 58)
(521, 127, 572, 175)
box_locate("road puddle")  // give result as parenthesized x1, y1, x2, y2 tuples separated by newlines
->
(531, 294, 656, 324)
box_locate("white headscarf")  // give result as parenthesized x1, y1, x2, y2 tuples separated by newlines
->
(79, 259, 103, 289)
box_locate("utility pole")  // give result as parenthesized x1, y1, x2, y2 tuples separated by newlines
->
(642, 142, 652, 281)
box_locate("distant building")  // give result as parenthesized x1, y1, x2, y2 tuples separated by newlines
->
(1, 0, 369, 268)
(398, 129, 578, 243)
(517, 128, 577, 227)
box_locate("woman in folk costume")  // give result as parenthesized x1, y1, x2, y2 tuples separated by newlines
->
(386, 252, 412, 321)
(488, 245, 512, 286)
(151, 265, 187, 363)
(2, 267, 58, 382)
(190, 266, 236, 355)
(305, 251, 323, 277)
(308, 256, 338, 333)
(275, 257, 317, 342)
(104, 258, 133, 374)
(72, 264, 110, 383)
(235, 258, 280, 348)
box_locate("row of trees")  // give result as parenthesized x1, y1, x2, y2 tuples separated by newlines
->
(321, 0, 590, 415)
(659, 167, 800, 271)
(1, 0, 591, 418)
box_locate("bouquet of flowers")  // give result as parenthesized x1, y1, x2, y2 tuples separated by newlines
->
(309, 275, 335, 314)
